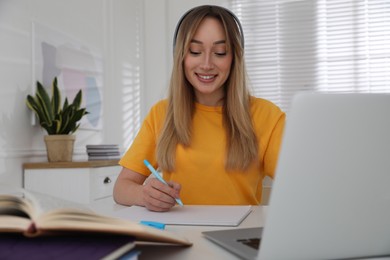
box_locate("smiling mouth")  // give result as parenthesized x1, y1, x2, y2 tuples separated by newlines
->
(197, 74, 216, 80)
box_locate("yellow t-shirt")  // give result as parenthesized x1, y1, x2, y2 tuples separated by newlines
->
(119, 97, 285, 205)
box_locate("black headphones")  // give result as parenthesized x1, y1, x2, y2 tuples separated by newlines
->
(172, 5, 245, 53)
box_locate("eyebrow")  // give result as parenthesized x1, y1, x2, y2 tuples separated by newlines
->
(191, 39, 226, 45)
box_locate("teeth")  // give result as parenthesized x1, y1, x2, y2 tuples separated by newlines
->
(199, 75, 214, 80)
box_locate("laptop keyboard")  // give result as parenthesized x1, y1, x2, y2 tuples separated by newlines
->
(236, 238, 261, 250)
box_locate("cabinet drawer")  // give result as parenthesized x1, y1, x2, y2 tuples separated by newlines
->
(90, 166, 120, 200)
(23, 162, 121, 204)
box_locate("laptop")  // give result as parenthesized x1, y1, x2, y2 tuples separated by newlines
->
(203, 93, 390, 260)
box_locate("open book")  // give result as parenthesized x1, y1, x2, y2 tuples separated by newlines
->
(0, 190, 191, 246)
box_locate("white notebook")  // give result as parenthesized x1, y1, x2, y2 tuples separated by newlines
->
(111, 205, 252, 226)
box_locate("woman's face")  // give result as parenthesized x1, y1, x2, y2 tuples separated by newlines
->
(184, 17, 233, 106)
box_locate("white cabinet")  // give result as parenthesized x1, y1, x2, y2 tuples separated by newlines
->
(23, 160, 121, 204)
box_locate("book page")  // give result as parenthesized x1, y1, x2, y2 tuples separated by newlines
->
(0, 188, 90, 217)
(0, 188, 36, 232)
(34, 210, 191, 245)
(0, 216, 31, 233)
(0, 188, 92, 235)
(27, 191, 90, 214)
(0, 187, 36, 214)
(0, 188, 191, 245)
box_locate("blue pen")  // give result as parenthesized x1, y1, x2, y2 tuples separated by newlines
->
(143, 159, 184, 206)
(140, 221, 166, 230)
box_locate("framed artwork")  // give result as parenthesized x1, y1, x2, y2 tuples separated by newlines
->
(32, 22, 103, 130)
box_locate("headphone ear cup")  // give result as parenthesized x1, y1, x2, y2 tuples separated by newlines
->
(172, 5, 244, 55)
(172, 8, 192, 53)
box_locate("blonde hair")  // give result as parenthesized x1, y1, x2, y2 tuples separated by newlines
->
(157, 5, 258, 172)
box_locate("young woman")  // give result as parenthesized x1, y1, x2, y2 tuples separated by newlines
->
(113, 5, 285, 212)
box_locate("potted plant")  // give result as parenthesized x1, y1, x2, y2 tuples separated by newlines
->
(26, 77, 88, 162)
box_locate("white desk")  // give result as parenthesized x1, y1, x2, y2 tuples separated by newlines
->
(89, 198, 390, 260)
(89, 197, 267, 260)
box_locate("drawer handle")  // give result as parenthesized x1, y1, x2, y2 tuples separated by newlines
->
(103, 177, 112, 184)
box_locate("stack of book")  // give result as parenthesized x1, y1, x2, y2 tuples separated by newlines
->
(0, 192, 191, 259)
(86, 144, 121, 161)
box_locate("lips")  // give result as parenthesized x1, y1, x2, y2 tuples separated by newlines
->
(196, 73, 216, 82)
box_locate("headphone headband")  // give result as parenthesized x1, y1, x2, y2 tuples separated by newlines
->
(172, 5, 244, 54)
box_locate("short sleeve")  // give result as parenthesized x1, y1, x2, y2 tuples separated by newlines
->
(119, 100, 167, 176)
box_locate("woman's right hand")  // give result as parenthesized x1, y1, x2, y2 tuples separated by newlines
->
(113, 167, 181, 212)
(142, 178, 181, 212)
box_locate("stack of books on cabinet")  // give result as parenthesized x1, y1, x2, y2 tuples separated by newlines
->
(86, 144, 121, 161)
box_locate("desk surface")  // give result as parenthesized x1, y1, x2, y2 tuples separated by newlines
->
(90, 199, 390, 260)
(90, 198, 266, 260)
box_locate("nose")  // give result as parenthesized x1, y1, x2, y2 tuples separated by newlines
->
(200, 52, 214, 70)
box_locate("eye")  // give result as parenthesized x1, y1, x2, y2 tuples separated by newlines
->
(189, 50, 201, 55)
(215, 52, 227, 56)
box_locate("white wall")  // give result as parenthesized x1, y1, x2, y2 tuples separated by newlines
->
(103, 0, 144, 149)
(0, 0, 228, 188)
(0, 0, 143, 187)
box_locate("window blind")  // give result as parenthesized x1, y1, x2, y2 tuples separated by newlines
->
(230, 0, 390, 113)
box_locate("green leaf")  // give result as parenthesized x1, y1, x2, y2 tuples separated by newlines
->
(51, 78, 61, 116)
(72, 89, 82, 109)
(63, 98, 69, 111)
(26, 78, 88, 135)
(41, 121, 54, 135)
(36, 82, 53, 123)
(26, 95, 45, 121)
(70, 123, 81, 134)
